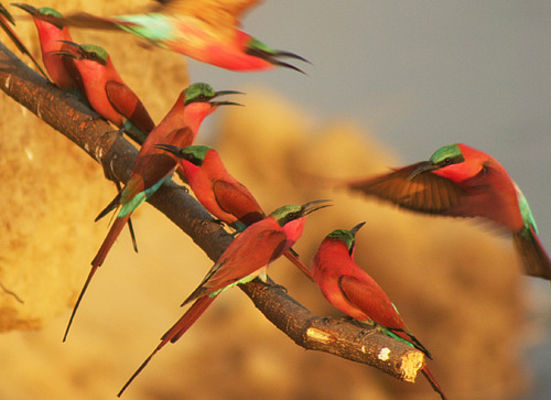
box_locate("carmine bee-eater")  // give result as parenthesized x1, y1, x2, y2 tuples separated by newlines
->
(156, 144, 264, 231)
(346, 143, 551, 281)
(117, 199, 332, 396)
(54, 41, 155, 144)
(155, 143, 313, 277)
(12, 4, 81, 91)
(311, 223, 446, 400)
(0, 2, 47, 77)
(62, 83, 241, 342)
(42, 0, 308, 72)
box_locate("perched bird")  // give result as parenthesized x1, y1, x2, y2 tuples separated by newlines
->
(12, 4, 81, 91)
(311, 223, 446, 400)
(157, 144, 264, 231)
(346, 143, 551, 280)
(42, 0, 308, 72)
(117, 200, 331, 396)
(155, 143, 313, 276)
(0, 2, 47, 77)
(62, 83, 240, 342)
(54, 41, 155, 144)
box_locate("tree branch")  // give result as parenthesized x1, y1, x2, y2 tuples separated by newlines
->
(0, 41, 424, 383)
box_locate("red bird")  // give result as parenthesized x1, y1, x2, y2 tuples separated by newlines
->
(155, 143, 313, 276)
(346, 143, 551, 280)
(62, 83, 240, 342)
(55, 41, 155, 144)
(311, 222, 446, 400)
(157, 144, 263, 230)
(13, 4, 81, 91)
(118, 200, 331, 396)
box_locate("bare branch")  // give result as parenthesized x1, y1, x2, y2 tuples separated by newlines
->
(0, 41, 424, 383)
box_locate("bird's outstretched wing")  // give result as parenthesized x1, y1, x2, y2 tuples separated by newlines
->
(159, 0, 263, 27)
(346, 162, 466, 214)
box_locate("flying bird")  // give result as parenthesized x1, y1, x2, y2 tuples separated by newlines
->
(311, 222, 446, 400)
(39, 0, 308, 72)
(62, 83, 240, 342)
(117, 199, 331, 396)
(346, 143, 551, 280)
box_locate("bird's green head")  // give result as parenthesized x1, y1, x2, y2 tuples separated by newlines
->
(408, 144, 465, 180)
(50, 41, 109, 65)
(184, 83, 243, 107)
(327, 222, 365, 254)
(12, 4, 64, 28)
(270, 200, 332, 227)
(155, 144, 211, 166)
(78, 44, 109, 65)
(429, 144, 465, 166)
(38, 7, 63, 18)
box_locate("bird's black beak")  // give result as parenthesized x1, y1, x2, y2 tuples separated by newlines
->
(301, 199, 332, 216)
(155, 144, 182, 157)
(210, 90, 244, 107)
(52, 40, 81, 59)
(407, 161, 440, 181)
(350, 221, 366, 236)
(52, 50, 79, 59)
(11, 3, 38, 17)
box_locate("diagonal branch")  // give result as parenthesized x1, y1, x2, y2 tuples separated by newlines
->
(0, 41, 424, 383)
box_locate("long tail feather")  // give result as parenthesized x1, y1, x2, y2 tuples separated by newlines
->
(513, 228, 551, 280)
(390, 328, 432, 359)
(92, 215, 130, 267)
(112, 181, 138, 253)
(421, 365, 447, 400)
(117, 296, 215, 397)
(95, 192, 122, 222)
(164, 296, 216, 344)
(127, 216, 138, 253)
(0, 7, 48, 78)
(63, 216, 130, 341)
(283, 249, 312, 280)
(63, 261, 98, 342)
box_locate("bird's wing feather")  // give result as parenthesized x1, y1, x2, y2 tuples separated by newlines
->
(513, 226, 551, 280)
(105, 81, 155, 134)
(183, 225, 286, 304)
(338, 274, 405, 331)
(347, 162, 466, 215)
(212, 179, 264, 225)
(121, 154, 175, 202)
(450, 162, 523, 230)
(160, 0, 263, 27)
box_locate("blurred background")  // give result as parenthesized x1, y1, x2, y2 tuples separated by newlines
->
(0, 1, 550, 399)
